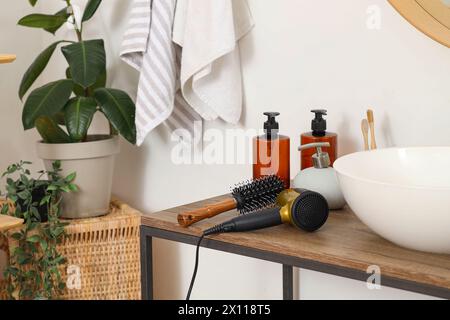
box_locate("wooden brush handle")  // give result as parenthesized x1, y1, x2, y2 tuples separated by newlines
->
(361, 120, 369, 151)
(177, 198, 237, 227)
(369, 123, 377, 149)
(367, 109, 377, 150)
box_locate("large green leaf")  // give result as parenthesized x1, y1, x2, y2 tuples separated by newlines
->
(52, 112, 65, 125)
(61, 40, 106, 88)
(18, 14, 67, 30)
(22, 80, 73, 130)
(64, 97, 97, 142)
(35, 116, 71, 144)
(19, 41, 69, 100)
(90, 69, 107, 91)
(65, 68, 85, 96)
(66, 67, 106, 97)
(94, 88, 136, 144)
(44, 8, 69, 34)
(82, 0, 102, 22)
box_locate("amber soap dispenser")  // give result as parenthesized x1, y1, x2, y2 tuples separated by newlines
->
(301, 109, 337, 170)
(253, 112, 290, 188)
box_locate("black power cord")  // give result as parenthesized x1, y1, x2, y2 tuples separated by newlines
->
(185, 223, 239, 300)
(186, 233, 205, 300)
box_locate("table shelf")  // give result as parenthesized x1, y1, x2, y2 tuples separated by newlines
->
(141, 194, 450, 299)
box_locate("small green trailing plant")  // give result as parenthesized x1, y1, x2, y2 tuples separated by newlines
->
(0, 161, 77, 300)
(18, 0, 136, 144)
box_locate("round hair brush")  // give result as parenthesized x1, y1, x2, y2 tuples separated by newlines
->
(177, 175, 286, 227)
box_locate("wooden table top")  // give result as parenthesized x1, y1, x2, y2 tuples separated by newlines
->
(141, 194, 450, 291)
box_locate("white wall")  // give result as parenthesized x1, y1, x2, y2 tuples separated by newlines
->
(0, 2, 45, 172)
(1, 0, 449, 299)
(0, 1, 47, 280)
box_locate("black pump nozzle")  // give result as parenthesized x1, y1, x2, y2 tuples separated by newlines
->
(311, 109, 327, 137)
(263, 112, 280, 138)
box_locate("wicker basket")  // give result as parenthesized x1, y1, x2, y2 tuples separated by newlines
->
(0, 199, 12, 300)
(0, 233, 8, 300)
(0, 199, 142, 300)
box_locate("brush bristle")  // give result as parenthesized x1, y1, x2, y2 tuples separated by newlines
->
(231, 175, 285, 214)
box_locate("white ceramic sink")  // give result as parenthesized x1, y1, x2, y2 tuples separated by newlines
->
(334, 147, 450, 254)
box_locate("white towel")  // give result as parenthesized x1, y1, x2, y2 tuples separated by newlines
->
(120, 0, 201, 146)
(173, 0, 254, 124)
(120, 0, 253, 146)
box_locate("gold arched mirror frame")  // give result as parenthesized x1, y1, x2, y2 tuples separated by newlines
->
(388, 0, 450, 48)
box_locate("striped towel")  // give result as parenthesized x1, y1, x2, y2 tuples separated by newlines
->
(120, 0, 202, 146)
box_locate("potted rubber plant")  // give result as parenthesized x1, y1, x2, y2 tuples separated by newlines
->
(17, 0, 136, 218)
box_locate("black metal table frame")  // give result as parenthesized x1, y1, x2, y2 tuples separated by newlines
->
(140, 226, 450, 300)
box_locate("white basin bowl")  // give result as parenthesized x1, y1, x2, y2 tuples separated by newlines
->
(334, 147, 450, 254)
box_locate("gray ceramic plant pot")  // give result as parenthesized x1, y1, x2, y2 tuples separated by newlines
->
(36, 135, 120, 219)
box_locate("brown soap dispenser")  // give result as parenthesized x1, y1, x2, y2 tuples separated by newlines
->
(300, 109, 337, 170)
(253, 112, 290, 188)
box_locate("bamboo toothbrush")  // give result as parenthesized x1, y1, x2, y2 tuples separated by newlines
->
(366, 109, 377, 150)
(361, 119, 369, 151)
(0, 55, 16, 64)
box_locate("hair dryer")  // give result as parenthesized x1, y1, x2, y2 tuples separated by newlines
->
(204, 189, 329, 236)
(186, 189, 329, 300)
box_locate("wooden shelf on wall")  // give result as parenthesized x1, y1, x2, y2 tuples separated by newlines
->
(0, 215, 23, 232)
(0, 55, 16, 64)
